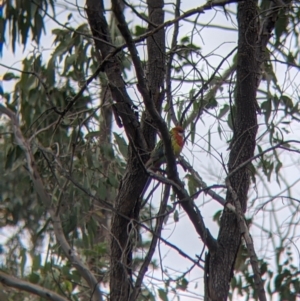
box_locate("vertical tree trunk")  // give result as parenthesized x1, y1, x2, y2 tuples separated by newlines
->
(206, 1, 259, 300)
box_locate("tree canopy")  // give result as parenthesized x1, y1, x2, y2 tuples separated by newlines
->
(0, 0, 300, 301)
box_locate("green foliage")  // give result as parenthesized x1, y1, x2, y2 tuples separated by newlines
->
(3, 0, 54, 52)
(158, 288, 168, 301)
(231, 245, 300, 301)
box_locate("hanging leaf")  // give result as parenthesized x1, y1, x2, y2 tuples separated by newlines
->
(218, 104, 230, 119)
(113, 132, 128, 159)
(158, 288, 168, 301)
(176, 278, 188, 291)
(3, 72, 19, 80)
(173, 209, 179, 222)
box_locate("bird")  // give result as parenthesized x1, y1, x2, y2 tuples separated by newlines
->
(145, 126, 185, 169)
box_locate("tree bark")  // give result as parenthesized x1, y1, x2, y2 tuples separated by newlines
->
(86, 0, 165, 299)
(206, 1, 259, 300)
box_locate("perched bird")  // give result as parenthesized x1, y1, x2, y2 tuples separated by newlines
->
(146, 126, 185, 169)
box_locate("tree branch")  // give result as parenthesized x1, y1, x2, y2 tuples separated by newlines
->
(165, 0, 180, 126)
(180, 157, 226, 206)
(112, 0, 217, 255)
(225, 178, 267, 301)
(0, 271, 70, 301)
(130, 185, 170, 301)
(227, 139, 300, 180)
(111, 0, 151, 110)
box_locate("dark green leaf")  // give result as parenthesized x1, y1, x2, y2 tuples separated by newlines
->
(85, 131, 101, 139)
(113, 132, 128, 158)
(275, 12, 288, 46)
(134, 25, 147, 36)
(173, 210, 179, 222)
(158, 288, 168, 301)
(176, 278, 188, 291)
(28, 272, 40, 284)
(261, 99, 272, 123)
(3, 72, 19, 81)
(32, 254, 41, 271)
(280, 95, 293, 108)
(218, 104, 230, 119)
(213, 210, 222, 225)
(181, 36, 190, 44)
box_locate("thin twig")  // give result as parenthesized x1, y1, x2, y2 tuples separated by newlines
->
(227, 140, 300, 180)
(180, 47, 237, 125)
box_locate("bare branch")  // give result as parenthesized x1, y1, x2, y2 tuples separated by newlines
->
(166, 0, 181, 126)
(123, 0, 157, 27)
(180, 157, 226, 206)
(226, 178, 267, 301)
(0, 271, 70, 301)
(130, 185, 171, 301)
(111, 0, 151, 108)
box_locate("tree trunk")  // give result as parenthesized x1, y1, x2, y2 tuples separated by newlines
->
(206, 1, 259, 300)
(86, 0, 165, 299)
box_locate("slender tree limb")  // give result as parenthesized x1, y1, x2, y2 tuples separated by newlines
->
(0, 271, 70, 301)
(252, 0, 293, 122)
(130, 185, 171, 301)
(147, 170, 182, 190)
(111, 0, 151, 109)
(225, 178, 267, 301)
(86, 0, 147, 148)
(181, 47, 237, 126)
(165, 0, 181, 126)
(0, 105, 102, 301)
(227, 139, 299, 180)
(180, 157, 226, 206)
(123, 0, 157, 27)
(256, 0, 291, 89)
(160, 236, 204, 269)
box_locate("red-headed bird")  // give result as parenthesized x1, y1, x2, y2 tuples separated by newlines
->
(146, 126, 185, 169)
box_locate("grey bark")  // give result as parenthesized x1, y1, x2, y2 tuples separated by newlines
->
(86, 0, 165, 300)
(206, 1, 259, 300)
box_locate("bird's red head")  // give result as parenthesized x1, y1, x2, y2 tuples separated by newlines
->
(171, 126, 185, 148)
